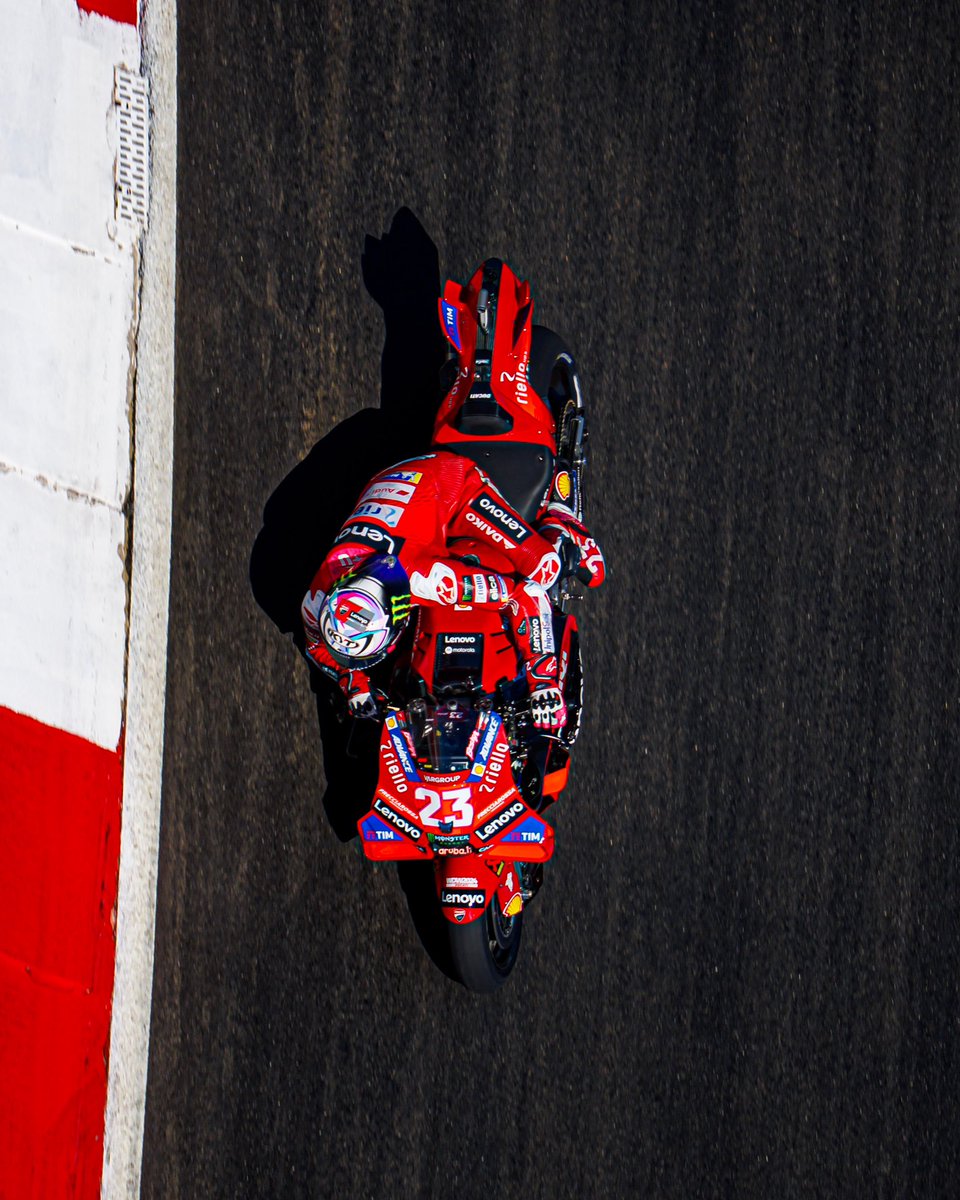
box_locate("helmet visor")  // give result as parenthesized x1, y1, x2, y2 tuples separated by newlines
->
(320, 586, 395, 664)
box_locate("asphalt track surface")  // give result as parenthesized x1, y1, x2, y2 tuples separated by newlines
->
(143, 5, 960, 1197)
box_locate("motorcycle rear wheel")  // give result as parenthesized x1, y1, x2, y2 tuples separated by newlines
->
(530, 325, 586, 520)
(448, 900, 524, 993)
(529, 326, 579, 423)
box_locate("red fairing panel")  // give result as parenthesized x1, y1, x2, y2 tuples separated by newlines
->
(435, 855, 501, 926)
(358, 713, 556, 866)
(434, 262, 557, 451)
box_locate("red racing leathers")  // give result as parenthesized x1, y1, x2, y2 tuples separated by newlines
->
(301, 451, 565, 704)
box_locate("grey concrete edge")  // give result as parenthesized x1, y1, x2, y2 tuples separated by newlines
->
(101, 0, 177, 1195)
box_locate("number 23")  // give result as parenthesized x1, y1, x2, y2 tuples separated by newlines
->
(416, 786, 474, 828)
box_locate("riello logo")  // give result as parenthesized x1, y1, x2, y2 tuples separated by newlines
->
(478, 741, 509, 794)
(380, 749, 409, 794)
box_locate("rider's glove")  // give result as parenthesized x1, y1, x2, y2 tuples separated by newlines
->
(539, 503, 606, 588)
(348, 691, 379, 720)
(339, 670, 379, 719)
(530, 686, 567, 732)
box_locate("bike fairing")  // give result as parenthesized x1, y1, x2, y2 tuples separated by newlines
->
(363, 701, 554, 878)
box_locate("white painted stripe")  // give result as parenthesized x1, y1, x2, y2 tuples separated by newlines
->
(0, 0, 139, 750)
(0, 469, 127, 750)
(101, 0, 177, 1193)
(0, 0, 139, 257)
(0, 218, 134, 509)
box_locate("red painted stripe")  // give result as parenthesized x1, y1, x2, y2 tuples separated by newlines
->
(0, 706, 123, 1198)
(77, 0, 137, 26)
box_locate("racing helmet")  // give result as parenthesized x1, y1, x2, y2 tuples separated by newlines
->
(319, 555, 412, 668)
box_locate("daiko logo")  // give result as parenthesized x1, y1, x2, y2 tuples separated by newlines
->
(468, 493, 532, 544)
(464, 511, 516, 550)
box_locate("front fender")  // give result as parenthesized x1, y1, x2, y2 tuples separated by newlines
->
(435, 854, 500, 925)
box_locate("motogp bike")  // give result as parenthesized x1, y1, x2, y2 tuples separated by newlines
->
(357, 258, 592, 992)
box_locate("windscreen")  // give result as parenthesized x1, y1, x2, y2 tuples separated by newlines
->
(406, 699, 481, 772)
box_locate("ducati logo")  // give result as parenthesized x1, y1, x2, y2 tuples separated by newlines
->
(335, 596, 366, 624)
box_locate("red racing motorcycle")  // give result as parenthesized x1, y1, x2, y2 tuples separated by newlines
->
(357, 258, 592, 991)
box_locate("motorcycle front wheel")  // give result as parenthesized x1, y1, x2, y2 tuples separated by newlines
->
(447, 900, 524, 993)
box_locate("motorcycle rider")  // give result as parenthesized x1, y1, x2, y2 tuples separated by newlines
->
(301, 449, 604, 731)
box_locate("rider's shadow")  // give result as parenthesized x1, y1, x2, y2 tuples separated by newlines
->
(249, 206, 446, 842)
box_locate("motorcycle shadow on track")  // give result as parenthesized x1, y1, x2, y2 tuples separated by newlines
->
(249, 207, 458, 978)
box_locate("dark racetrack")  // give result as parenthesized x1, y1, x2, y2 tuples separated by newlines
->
(143, 4, 960, 1197)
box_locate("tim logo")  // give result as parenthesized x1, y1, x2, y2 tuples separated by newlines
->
(440, 300, 462, 351)
(351, 501, 404, 528)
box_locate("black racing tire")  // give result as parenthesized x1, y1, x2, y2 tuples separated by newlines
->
(530, 325, 587, 520)
(554, 395, 582, 506)
(448, 899, 524, 993)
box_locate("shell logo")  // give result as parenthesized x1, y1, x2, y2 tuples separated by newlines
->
(555, 471, 572, 501)
(503, 893, 523, 918)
